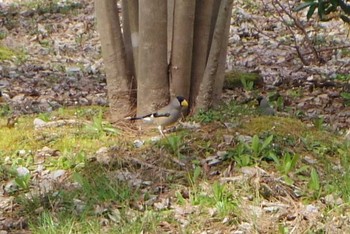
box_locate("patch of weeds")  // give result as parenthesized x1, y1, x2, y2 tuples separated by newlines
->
(193, 109, 222, 123)
(228, 134, 275, 167)
(84, 109, 119, 137)
(341, 49, 350, 57)
(188, 180, 237, 218)
(188, 166, 202, 188)
(53, 151, 86, 170)
(31, 211, 102, 234)
(193, 101, 252, 123)
(0, 46, 27, 64)
(327, 144, 350, 202)
(240, 77, 254, 91)
(287, 88, 303, 99)
(0, 46, 17, 61)
(269, 152, 307, 185)
(21, 0, 83, 15)
(73, 171, 135, 203)
(307, 167, 321, 199)
(276, 96, 284, 111)
(0, 103, 12, 117)
(20, 166, 138, 232)
(37, 112, 52, 122)
(211, 182, 237, 216)
(340, 92, 350, 106)
(229, 143, 253, 167)
(313, 116, 325, 130)
(335, 73, 350, 81)
(162, 134, 184, 158)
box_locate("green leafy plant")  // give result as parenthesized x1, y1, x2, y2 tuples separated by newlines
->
(341, 92, 350, 106)
(313, 116, 324, 130)
(194, 109, 221, 123)
(212, 182, 236, 216)
(294, 0, 350, 23)
(240, 77, 254, 91)
(250, 135, 274, 159)
(15, 173, 31, 190)
(270, 152, 303, 184)
(229, 135, 274, 166)
(84, 109, 119, 136)
(164, 135, 183, 157)
(230, 143, 254, 167)
(188, 166, 201, 188)
(308, 167, 321, 198)
(276, 96, 284, 111)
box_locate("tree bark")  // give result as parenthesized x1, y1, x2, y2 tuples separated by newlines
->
(213, 5, 232, 104)
(138, 0, 169, 116)
(194, 0, 233, 112)
(189, 0, 215, 110)
(127, 0, 139, 80)
(169, 0, 196, 100)
(95, 0, 133, 120)
(121, 0, 136, 102)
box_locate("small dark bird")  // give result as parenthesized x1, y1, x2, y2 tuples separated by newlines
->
(7, 115, 19, 128)
(257, 96, 275, 116)
(0, 91, 3, 103)
(126, 96, 189, 136)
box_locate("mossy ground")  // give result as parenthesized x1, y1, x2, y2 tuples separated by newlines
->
(1, 100, 350, 233)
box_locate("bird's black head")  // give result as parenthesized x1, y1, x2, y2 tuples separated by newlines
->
(176, 96, 188, 107)
(256, 96, 263, 105)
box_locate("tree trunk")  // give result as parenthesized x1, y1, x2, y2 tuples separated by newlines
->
(95, 0, 133, 120)
(194, 0, 233, 112)
(121, 0, 136, 102)
(138, 0, 169, 115)
(127, 0, 139, 80)
(189, 0, 215, 111)
(169, 0, 196, 100)
(213, 5, 233, 104)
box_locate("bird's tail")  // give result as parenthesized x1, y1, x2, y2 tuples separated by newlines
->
(125, 112, 170, 121)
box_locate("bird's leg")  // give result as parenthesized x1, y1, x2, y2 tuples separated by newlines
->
(158, 125, 165, 137)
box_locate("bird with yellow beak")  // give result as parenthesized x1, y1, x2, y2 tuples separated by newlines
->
(127, 96, 188, 136)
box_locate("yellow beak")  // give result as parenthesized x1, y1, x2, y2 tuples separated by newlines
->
(181, 99, 189, 107)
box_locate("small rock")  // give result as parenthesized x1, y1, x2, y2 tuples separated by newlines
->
(66, 67, 81, 73)
(8, 71, 19, 78)
(16, 166, 30, 176)
(4, 180, 18, 194)
(150, 136, 161, 142)
(12, 94, 25, 102)
(237, 134, 252, 143)
(305, 204, 318, 213)
(154, 198, 171, 210)
(18, 149, 26, 156)
(96, 147, 109, 155)
(50, 169, 66, 180)
(37, 146, 60, 157)
(241, 167, 258, 177)
(33, 118, 47, 129)
(223, 135, 234, 145)
(133, 139, 144, 148)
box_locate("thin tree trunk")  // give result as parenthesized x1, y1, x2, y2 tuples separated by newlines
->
(170, 0, 196, 100)
(121, 0, 136, 103)
(213, 6, 232, 104)
(195, 0, 233, 112)
(167, 0, 175, 65)
(95, 0, 133, 120)
(138, 0, 169, 115)
(208, 1, 221, 54)
(127, 0, 139, 80)
(189, 0, 215, 111)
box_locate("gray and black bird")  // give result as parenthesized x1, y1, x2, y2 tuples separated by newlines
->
(126, 96, 188, 136)
(257, 96, 275, 116)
